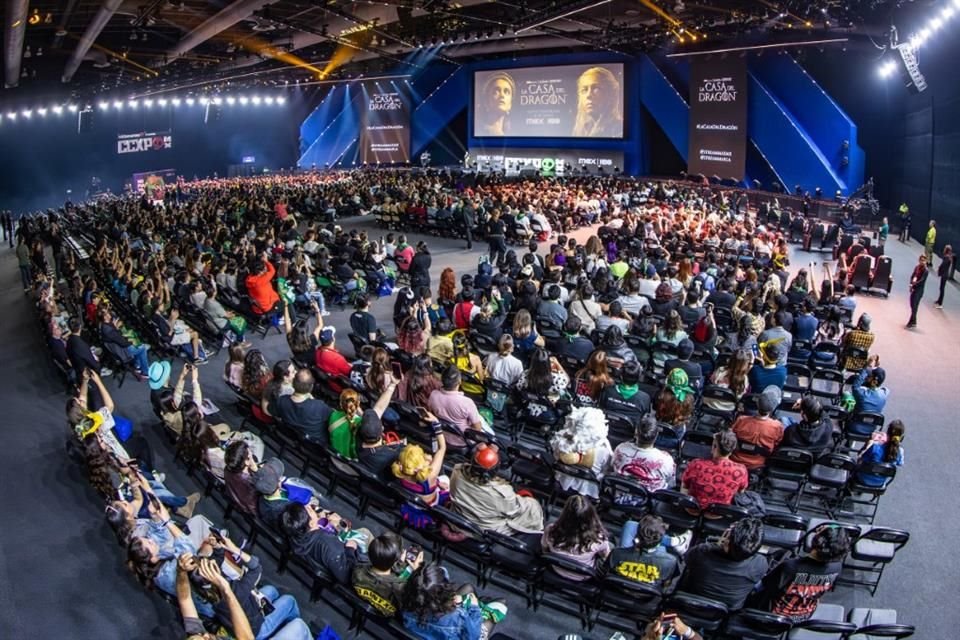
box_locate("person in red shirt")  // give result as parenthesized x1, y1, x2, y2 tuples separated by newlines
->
(245, 254, 281, 316)
(730, 387, 784, 470)
(682, 430, 748, 508)
(394, 236, 415, 273)
(315, 328, 352, 392)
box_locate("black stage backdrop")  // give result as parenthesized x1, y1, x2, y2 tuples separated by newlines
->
(360, 82, 410, 163)
(688, 56, 748, 180)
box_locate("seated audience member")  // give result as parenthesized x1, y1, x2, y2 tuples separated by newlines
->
(314, 328, 353, 391)
(275, 369, 333, 444)
(471, 301, 507, 342)
(518, 348, 570, 422)
(175, 556, 255, 640)
(568, 283, 603, 334)
(401, 563, 504, 640)
(678, 517, 768, 610)
(840, 313, 875, 371)
(780, 397, 834, 456)
(357, 408, 406, 482)
(601, 360, 652, 422)
(397, 311, 431, 357)
(611, 414, 676, 493)
(573, 349, 615, 404)
(449, 444, 544, 538)
(452, 288, 481, 330)
(224, 440, 264, 514)
(542, 495, 612, 580)
(328, 389, 363, 459)
(352, 532, 424, 616)
(281, 502, 364, 585)
(600, 325, 637, 368)
(426, 318, 456, 365)
(641, 615, 703, 640)
(681, 430, 748, 508)
(450, 332, 486, 395)
(393, 426, 449, 527)
(550, 315, 595, 362)
(730, 387, 784, 470)
(754, 525, 851, 623)
(849, 355, 889, 436)
(204, 283, 247, 345)
(99, 306, 151, 376)
(758, 312, 792, 366)
(241, 349, 272, 402)
(550, 407, 613, 499)
(857, 420, 905, 487)
(510, 308, 544, 361)
(349, 294, 379, 342)
(153, 306, 207, 364)
(150, 361, 198, 437)
(127, 531, 216, 618)
(662, 338, 703, 391)
(246, 253, 281, 316)
(484, 335, 524, 387)
(595, 300, 631, 335)
(655, 368, 697, 434)
(284, 301, 322, 365)
(397, 354, 442, 408)
(618, 277, 652, 316)
(749, 340, 787, 391)
(261, 359, 295, 418)
(610, 514, 679, 589)
(705, 348, 752, 413)
(428, 365, 485, 434)
(537, 284, 568, 327)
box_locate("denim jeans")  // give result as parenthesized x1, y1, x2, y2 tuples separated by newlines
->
(19, 265, 31, 289)
(126, 344, 150, 373)
(255, 586, 303, 640)
(619, 520, 676, 550)
(268, 618, 313, 640)
(148, 479, 187, 509)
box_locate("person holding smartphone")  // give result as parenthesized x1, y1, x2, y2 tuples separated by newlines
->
(642, 613, 702, 640)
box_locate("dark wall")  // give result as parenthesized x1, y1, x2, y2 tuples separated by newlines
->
(0, 99, 302, 214)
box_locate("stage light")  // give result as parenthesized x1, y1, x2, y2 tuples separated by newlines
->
(264, 96, 275, 105)
(186, 98, 195, 106)
(276, 96, 286, 105)
(199, 97, 210, 105)
(53, 105, 63, 115)
(22, 109, 32, 118)
(144, 98, 154, 107)
(158, 98, 167, 106)
(226, 96, 236, 105)
(930, 17, 944, 31)
(128, 100, 138, 108)
(37, 107, 47, 116)
(251, 96, 262, 105)
(212, 97, 223, 105)
(239, 96, 249, 105)
(171, 98, 181, 107)
(98, 102, 109, 110)
(68, 104, 78, 112)
(878, 60, 897, 78)
(113, 100, 123, 109)
(7, 112, 16, 120)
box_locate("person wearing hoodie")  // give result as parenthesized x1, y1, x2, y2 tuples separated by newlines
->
(779, 397, 835, 457)
(281, 502, 367, 585)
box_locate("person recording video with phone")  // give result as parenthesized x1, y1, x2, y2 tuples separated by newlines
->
(478, 72, 515, 136)
(572, 66, 623, 137)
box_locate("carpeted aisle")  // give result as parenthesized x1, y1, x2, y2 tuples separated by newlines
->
(0, 216, 956, 639)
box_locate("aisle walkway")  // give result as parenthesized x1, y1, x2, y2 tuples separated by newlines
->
(0, 219, 956, 638)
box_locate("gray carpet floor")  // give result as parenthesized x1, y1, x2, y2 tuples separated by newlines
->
(0, 213, 956, 639)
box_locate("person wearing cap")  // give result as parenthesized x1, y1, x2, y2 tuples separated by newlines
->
(849, 354, 889, 436)
(730, 386, 784, 470)
(663, 338, 703, 392)
(682, 430, 749, 509)
(357, 407, 407, 482)
(748, 340, 787, 392)
(314, 326, 352, 391)
(449, 443, 545, 538)
(840, 313, 874, 371)
(609, 514, 678, 589)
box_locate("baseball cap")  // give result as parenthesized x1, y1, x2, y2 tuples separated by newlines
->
(761, 340, 784, 364)
(677, 338, 695, 359)
(252, 458, 285, 495)
(148, 360, 172, 391)
(472, 444, 500, 470)
(358, 409, 384, 443)
(758, 385, 782, 414)
(871, 367, 886, 385)
(319, 327, 336, 345)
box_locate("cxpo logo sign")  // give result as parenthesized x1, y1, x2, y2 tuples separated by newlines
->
(117, 131, 173, 154)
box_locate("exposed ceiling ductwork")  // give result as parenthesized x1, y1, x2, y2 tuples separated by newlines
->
(3, 0, 29, 88)
(62, 0, 126, 82)
(157, 0, 283, 67)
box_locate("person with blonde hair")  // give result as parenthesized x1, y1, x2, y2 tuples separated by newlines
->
(478, 71, 515, 136)
(572, 66, 622, 137)
(392, 415, 449, 528)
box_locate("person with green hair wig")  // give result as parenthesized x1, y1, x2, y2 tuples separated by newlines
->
(654, 368, 697, 445)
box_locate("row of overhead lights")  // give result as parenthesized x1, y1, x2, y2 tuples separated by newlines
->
(879, 0, 959, 78)
(0, 94, 287, 123)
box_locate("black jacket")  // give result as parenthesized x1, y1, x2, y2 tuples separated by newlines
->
(291, 529, 361, 585)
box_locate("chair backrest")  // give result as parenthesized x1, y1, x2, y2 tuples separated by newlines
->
(665, 591, 729, 631)
(725, 608, 794, 638)
(850, 411, 885, 430)
(763, 511, 808, 534)
(851, 255, 872, 287)
(803, 521, 862, 551)
(814, 452, 858, 472)
(859, 527, 910, 551)
(854, 623, 916, 638)
(791, 619, 858, 636)
(871, 257, 893, 285)
(539, 551, 598, 581)
(854, 461, 897, 485)
(599, 474, 651, 511)
(679, 430, 715, 460)
(766, 447, 816, 475)
(701, 503, 752, 528)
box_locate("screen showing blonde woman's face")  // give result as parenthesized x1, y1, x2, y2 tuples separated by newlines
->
(578, 73, 611, 116)
(489, 78, 513, 114)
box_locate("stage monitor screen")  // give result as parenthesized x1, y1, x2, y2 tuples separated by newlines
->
(360, 81, 410, 164)
(473, 63, 624, 139)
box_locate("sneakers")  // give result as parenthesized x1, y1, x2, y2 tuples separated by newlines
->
(320, 310, 331, 317)
(100, 367, 113, 377)
(934, 304, 943, 309)
(175, 492, 202, 519)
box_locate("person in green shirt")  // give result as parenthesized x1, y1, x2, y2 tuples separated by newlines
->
(878, 216, 889, 246)
(925, 219, 937, 262)
(328, 377, 398, 459)
(16, 235, 31, 292)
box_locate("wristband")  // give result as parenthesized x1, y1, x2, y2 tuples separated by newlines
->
(682, 629, 695, 640)
(161, 519, 171, 527)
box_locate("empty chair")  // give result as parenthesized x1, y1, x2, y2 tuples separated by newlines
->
(761, 447, 815, 511)
(810, 369, 845, 402)
(536, 552, 601, 630)
(484, 531, 542, 607)
(598, 474, 650, 524)
(844, 412, 885, 450)
(868, 257, 893, 297)
(796, 453, 858, 516)
(788, 602, 850, 640)
(664, 592, 729, 633)
(838, 527, 910, 596)
(650, 489, 701, 533)
(762, 511, 809, 553)
(699, 503, 752, 539)
(724, 609, 794, 640)
(594, 574, 663, 634)
(679, 430, 715, 465)
(849, 255, 873, 290)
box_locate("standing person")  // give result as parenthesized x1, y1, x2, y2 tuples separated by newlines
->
(16, 235, 32, 292)
(924, 220, 937, 262)
(878, 216, 889, 247)
(461, 199, 475, 250)
(487, 211, 507, 266)
(934, 245, 954, 309)
(897, 203, 911, 243)
(907, 255, 929, 328)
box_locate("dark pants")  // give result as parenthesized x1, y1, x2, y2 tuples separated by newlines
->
(909, 289, 923, 325)
(936, 276, 948, 306)
(489, 237, 506, 265)
(899, 219, 911, 242)
(464, 224, 473, 249)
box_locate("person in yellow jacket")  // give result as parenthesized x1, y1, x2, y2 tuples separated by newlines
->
(925, 220, 937, 262)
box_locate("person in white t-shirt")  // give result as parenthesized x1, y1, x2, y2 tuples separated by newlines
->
(612, 414, 676, 493)
(484, 335, 523, 387)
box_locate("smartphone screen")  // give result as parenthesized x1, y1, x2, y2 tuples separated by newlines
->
(391, 362, 403, 379)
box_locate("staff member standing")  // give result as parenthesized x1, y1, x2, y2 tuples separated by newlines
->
(934, 245, 954, 309)
(907, 254, 929, 329)
(925, 220, 937, 262)
(898, 203, 911, 243)
(487, 211, 506, 266)
(461, 199, 475, 250)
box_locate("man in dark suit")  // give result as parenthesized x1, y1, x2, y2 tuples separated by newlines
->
(461, 199, 475, 250)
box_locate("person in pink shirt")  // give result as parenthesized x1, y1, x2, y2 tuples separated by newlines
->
(427, 365, 484, 435)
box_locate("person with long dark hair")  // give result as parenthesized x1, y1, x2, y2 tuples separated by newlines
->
(517, 347, 570, 421)
(934, 244, 954, 309)
(397, 354, 442, 408)
(907, 254, 929, 328)
(542, 495, 611, 581)
(402, 563, 504, 639)
(857, 419, 905, 487)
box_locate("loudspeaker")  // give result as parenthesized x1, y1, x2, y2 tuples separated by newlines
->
(897, 44, 927, 94)
(77, 108, 94, 134)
